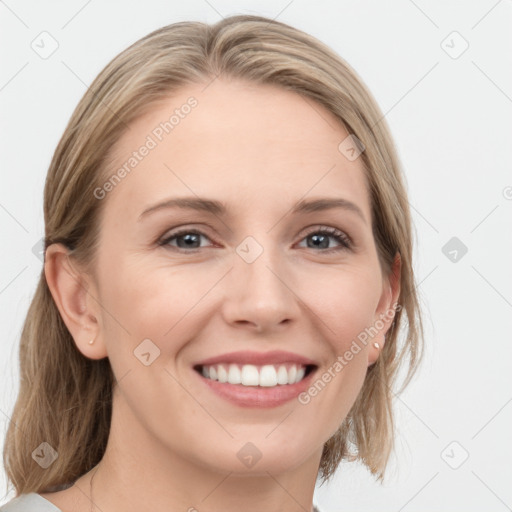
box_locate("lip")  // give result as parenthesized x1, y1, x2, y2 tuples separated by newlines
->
(192, 350, 319, 408)
(194, 350, 318, 367)
(194, 366, 317, 408)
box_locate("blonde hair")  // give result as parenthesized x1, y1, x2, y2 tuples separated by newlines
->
(2, 14, 423, 496)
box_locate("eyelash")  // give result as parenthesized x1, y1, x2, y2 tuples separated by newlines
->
(158, 226, 352, 254)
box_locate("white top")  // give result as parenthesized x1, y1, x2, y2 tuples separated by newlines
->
(0, 493, 62, 511)
(0, 493, 323, 511)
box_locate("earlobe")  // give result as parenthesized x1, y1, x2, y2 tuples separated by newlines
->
(368, 339, 383, 366)
(44, 243, 107, 360)
(368, 252, 401, 366)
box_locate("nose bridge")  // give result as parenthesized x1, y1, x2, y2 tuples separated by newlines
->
(223, 234, 299, 330)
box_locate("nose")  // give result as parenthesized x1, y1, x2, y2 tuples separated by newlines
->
(221, 242, 301, 333)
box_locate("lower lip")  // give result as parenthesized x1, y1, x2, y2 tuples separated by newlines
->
(195, 367, 316, 408)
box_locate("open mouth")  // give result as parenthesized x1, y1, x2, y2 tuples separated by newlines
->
(193, 363, 317, 387)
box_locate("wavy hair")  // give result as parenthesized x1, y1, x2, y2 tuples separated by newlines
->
(2, 14, 423, 496)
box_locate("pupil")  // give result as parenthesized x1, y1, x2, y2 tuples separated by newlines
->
(178, 233, 199, 248)
(309, 234, 328, 249)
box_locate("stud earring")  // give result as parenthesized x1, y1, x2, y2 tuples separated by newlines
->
(373, 342, 380, 349)
(88, 338, 95, 345)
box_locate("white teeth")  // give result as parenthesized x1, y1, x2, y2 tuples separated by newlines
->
(295, 367, 306, 383)
(276, 365, 288, 384)
(228, 364, 241, 384)
(217, 364, 228, 383)
(288, 365, 297, 384)
(200, 363, 310, 387)
(260, 365, 277, 387)
(241, 365, 259, 386)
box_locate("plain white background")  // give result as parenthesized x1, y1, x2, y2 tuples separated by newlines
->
(1, 1, 511, 510)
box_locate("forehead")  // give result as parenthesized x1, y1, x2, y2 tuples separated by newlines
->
(103, 78, 370, 221)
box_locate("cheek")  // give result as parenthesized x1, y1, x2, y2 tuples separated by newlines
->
(96, 254, 221, 350)
(300, 265, 381, 350)
(295, 270, 379, 434)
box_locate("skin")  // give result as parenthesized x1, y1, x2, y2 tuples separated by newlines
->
(43, 77, 400, 512)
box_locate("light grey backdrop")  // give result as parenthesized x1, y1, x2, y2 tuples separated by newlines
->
(1, 1, 511, 510)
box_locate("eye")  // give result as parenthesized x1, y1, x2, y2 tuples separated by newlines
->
(159, 226, 352, 253)
(159, 229, 214, 251)
(296, 226, 352, 252)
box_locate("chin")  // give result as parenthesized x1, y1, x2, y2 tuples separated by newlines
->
(191, 435, 320, 476)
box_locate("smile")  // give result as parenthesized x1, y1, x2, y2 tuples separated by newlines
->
(192, 350, 319, 407)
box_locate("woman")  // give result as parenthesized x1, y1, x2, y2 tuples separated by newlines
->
(1, 14, 423, 512)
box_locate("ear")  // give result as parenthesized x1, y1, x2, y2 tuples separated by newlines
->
(367, 252, 401, 366)
(44, 243, 107, 360)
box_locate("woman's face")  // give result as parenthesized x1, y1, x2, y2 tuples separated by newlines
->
(82, 78, 398, 475)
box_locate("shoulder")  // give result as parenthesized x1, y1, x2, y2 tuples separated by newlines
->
(0, 493, 63, 512)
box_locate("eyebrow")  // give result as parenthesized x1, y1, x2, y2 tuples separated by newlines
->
(138, 196, 366, 223)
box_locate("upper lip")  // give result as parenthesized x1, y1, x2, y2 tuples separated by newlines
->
(194, 350, 318, 367)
